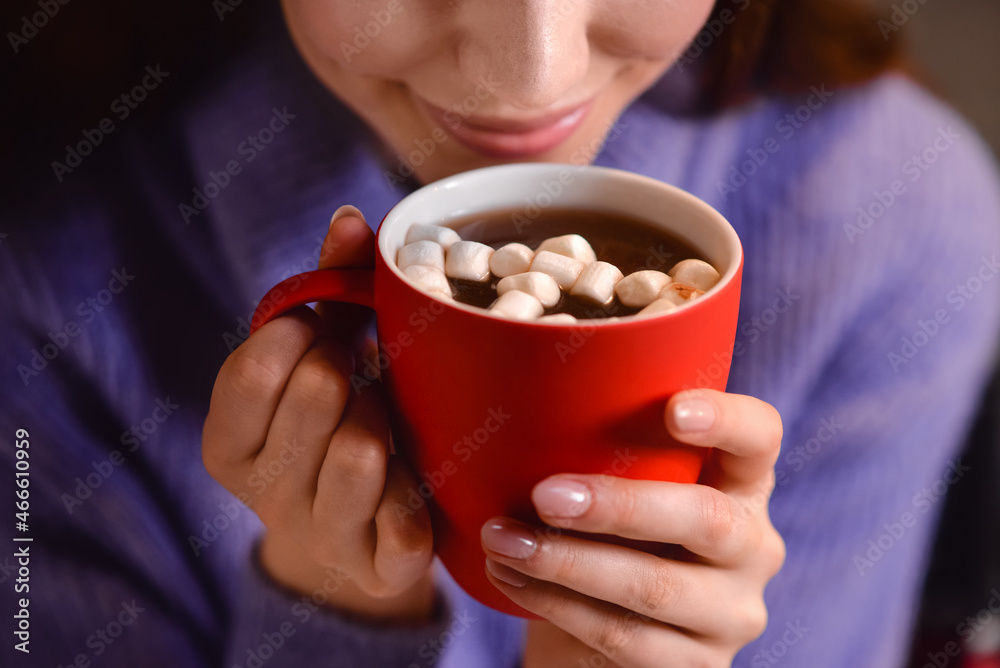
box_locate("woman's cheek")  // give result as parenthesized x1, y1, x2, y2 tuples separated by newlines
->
(590, 0, 716, 61)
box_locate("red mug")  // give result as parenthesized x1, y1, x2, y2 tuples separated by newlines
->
(249, 164, 743, 617)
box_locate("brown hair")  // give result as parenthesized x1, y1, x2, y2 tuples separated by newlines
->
(698, 0, 908, 111)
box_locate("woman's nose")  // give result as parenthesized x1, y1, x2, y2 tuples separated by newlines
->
(456, 0, 591, 111)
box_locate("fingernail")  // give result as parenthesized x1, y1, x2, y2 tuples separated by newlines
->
(674, 397, 716, 432)
(532, 478, 591, 518)
(485, 558, 528, 588)
(330, 204, 364, 226)
(481, 520, 537, 559)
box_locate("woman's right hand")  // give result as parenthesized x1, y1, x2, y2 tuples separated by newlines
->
(201, 206, 436, 623)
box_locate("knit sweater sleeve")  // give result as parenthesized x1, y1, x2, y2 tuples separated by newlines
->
(0, 192, 466, 668)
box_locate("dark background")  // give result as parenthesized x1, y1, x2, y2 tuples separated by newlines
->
(0, 0, 268, 186)
(2, 0, 997, 179)
(887, 0, 1000, 157)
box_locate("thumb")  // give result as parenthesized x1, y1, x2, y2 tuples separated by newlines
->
(320, 205, 376, 270)
(315, 205, 376, 350)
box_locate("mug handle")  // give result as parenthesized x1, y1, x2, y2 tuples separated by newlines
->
(249, 269, 375, 335)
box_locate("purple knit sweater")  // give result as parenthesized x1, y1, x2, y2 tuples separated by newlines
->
(2, 15, 1000, 668)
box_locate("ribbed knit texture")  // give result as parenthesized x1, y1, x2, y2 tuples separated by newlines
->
(2, 16, 1000, 668)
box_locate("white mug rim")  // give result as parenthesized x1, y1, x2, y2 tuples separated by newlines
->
(378, 163, 742, 326)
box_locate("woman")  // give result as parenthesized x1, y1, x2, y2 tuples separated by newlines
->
(2, 1, 998, 666)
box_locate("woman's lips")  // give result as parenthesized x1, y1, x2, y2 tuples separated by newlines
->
(417, 97, 593, 159)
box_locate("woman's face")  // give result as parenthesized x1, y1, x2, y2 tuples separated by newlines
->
(281, 0, 715, 184)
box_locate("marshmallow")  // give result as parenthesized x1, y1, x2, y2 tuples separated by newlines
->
(637, 299, 678, 317)
(397, 240, 445, 273)
(658, 282, 706, 307)
(403, 265, 452, 297)
(538, 313, 578, 325)
(489, 290, 544, 321)
(489, 243, 535, 278)
(537, 234, 597, 264)
(497, 272, 561, 308)
(446, 241, 494, 282)
(615, 270, 673, 308)
(405, 224, 461, 249)
(570, 261, 624, 305)
(529, 250, 585, 290)
(668, 259, 721, 292)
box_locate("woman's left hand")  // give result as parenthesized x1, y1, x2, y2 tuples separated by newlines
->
(482, 389, 786, 668)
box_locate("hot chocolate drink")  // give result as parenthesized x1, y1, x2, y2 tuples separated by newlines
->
(396, 208, 720, 321)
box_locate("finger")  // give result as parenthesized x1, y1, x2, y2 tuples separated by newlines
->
(319, 205, 376, 270)
(249, 337, 355, 517)
(531, 475, 751, 564)
(202, 307, 321, 486)
(311, 383, 391, 573)
(484, 561, 738, 668)
(372, 457, 434, 592)
(664, 389, 782, 492)
(316, 206, 376, 349)
(481, 519, 759, 640)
